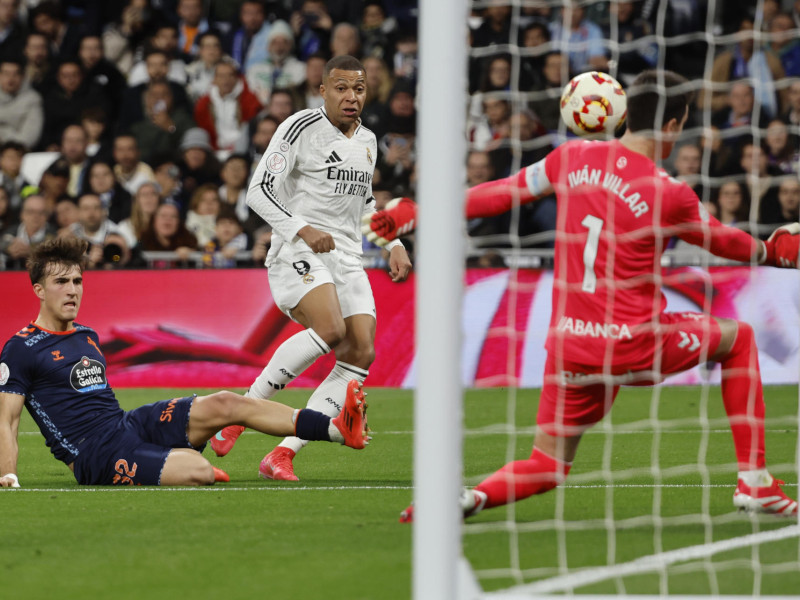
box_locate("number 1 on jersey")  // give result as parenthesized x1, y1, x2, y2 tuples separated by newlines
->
(580, 214, 603, 293)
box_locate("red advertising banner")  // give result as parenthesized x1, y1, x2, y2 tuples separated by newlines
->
(2, 267, 798, 388)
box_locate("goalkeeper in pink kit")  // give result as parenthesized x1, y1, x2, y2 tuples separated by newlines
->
(363, 70, 800, 520)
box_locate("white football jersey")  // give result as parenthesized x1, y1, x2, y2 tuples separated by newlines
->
(246, 107, 378, 262)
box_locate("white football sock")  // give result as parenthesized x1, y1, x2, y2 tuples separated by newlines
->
(278, 361, 369, 453)
(739, 468, 772, 488)
(248, 329, 330, 400)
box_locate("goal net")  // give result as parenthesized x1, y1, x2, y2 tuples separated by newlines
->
(414, 0, 800, 597)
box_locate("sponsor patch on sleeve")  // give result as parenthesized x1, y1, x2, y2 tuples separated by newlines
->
(0, 362, 9, 385)
(266, 152, 287, 174)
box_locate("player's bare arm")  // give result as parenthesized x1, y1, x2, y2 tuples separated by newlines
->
(297, 224, 336, 253)
(0, 392, 24, 487)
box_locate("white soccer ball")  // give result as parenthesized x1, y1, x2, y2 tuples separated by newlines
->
(559, 71, 627, 137)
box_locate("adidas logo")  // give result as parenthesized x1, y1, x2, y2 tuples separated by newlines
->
(324, 151, 343, 164)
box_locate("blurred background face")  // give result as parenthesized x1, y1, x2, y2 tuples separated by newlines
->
(153, 27, 178, 53)
(766, 121, 788, 152)
(253, 118, 277, 153)
(78, 195, 105, 230)
(718, 182, 742, 213)
(62, 126, 87, 163)
(240, 2, 265, 33)
(145, 82, 173, 113)
(113, 137, 139, 170)
(196, 189, 220, 215)
(154, 203, 180, 237)
(213, 63, 238, 95)
(741, 145, 767, 175)
(268, 34, 292, 61)
(184, 147, 206, 170)
(0, 62, 22, 94)
(222, 158, 248, 187)
(306, 56, 325, 88)
(89, 163, 115, 194)
(215, 218, 240, 244)
(0, 0, 18, 27)
(331, 24, 359, 57)
(198, 35, 222, 64)
(178, 0, 203, 26)
(57, 63, 82, 94)
(675, 145, 701, 175)
(729, 83, 754, 116)
(268, 93, 294, 122)
(778, 180, 800, 212)
(136, 183, 161, 213)
(24, 34, 48, 66)
(21, 196, 48, 231)
(55, 199, 78, 228)
(0, 148, 22, 175)
(488, 58, 511, 89)
(466, 151, 493, 186)
(79, 36, 103, 70)
(145, 53, 169, 81)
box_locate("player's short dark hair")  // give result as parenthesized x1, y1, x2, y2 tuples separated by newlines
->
(28, 237, 88, 285)
(626, 70, 694, 133)
(324, 55, 366, 80)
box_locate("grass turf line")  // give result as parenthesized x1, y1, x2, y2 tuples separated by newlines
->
(1, 386, 797, 598)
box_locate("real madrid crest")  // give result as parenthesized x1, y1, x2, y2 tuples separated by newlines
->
(366, 148, 373, 165)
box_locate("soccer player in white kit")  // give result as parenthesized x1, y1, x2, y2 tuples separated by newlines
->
(211, 55, 412, 480)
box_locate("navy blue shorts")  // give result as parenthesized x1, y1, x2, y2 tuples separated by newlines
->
(73, 396, 206, 485)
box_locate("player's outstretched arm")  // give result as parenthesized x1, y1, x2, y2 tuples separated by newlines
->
(361, 159, 554, 247)
(0, 392, 25, 488)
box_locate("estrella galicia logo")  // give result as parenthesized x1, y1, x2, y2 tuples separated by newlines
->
(70, 356, 107, 392)
(293, 260, 311, 276)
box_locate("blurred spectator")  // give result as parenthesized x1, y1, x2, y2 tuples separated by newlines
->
(238, 113, 278, 167)
(41, 59, 109, 150)
(711, 81, 770, 145)
(361, 55, 393, 137)
(0, 193, 55, 269)
(0, 140, 28, 211)
(139, 199, 198, 267)
(152, 155, 183, 204)
(57, 124, 89, 198)
(767, 12, 800, 77)
(185, 30, 224, 102)
(81, 107, 113, 161)
(68, 193, 130, 269)
(0, 186, 13, 232)
(471, 1, 511, 48)
(712, 180, 751, 227)
(53, 196, 78, 235)
(529, 52, 569, 132)
(102, 0, 152, 75)
(490, 109, 548, 177)
(22, 32, 50, 92)
(739, 139, 783, 228)
(700, 17, 785, 120)
(465, 150, 507, 242)
(764, 119, 799, 174)
(113, 134, 156, 195)
(129, 80, 195, 164)
(781, 78, 800, 128)
(700, 125, 739, 177)
(468, 96, 510, 152)
(604, 1, 657, 86)
(119, 49, 192, 130)
(185, 182, 220, 246)
(118, 180, 160, 248)
(202, 204, 247, 267)
(246, 20, 306, 106)
(0, 58, 43, 149)
(265, 87, 296, 123)
(360, 0, 395, 60)
(392, 31, 417, 81)
(291, 0, 333, 61)
(771, 177, 800, 224)
(195, 60, 261, 152)
(177, 127, 220, 207)
(517, 21, 550, 91)
(672, 142, 707, 200)
(176, 0, 209, 59)
(549, 4, 608, 74)
(291, 51, 325, 110)
(223, 0, 272, 71)
(218, 153, 258, 232)
(330, 22, 360, 58)
(81, 160, 132, 224)
(469, 54, 511, 133)
(376, 84, 416, 196)
(37, 156, 70, 212)
(0, 0, 26, 63)
(642, 0, 707, 78)
(78, 35, 126, 124)
(30, 1, 85, 61)
(128, 23, 187, 86)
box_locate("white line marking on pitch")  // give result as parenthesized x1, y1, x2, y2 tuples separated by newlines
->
(492, 524, 800, 596)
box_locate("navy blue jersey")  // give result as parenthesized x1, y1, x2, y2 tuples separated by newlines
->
(0, 323, 124, 465)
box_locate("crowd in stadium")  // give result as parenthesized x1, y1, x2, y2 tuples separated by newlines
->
(0, 0, 799, 270)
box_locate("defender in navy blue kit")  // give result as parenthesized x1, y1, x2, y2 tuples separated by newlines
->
(0, 238, 369, 488)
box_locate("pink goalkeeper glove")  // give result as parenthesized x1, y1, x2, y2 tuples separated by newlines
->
(361, 197, 417, 247)
(763, 223, 800, 268)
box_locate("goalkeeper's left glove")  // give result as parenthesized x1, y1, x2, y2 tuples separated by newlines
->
(361, 197, 417, 247)
(763, 223, 800, 268)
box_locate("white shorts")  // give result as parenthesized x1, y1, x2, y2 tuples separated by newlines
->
(267, 245, 376, 322)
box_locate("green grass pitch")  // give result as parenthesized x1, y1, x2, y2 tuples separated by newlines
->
(3, 385, 798, 598)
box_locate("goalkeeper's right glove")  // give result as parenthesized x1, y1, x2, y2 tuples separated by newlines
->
(361, 197, 417, 247)
(763, 223, 800, 268)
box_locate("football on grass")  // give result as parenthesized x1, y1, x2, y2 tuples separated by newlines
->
(560, 71, 627, 136)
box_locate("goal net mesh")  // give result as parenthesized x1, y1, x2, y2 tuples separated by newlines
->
(458, 0, 800, 595)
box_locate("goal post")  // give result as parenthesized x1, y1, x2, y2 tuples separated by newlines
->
(413, 1, 470, 599)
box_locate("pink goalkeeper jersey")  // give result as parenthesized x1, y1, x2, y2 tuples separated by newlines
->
(535, 139, 758, 366)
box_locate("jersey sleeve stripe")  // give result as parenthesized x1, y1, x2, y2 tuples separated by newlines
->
(259, 171, 293, 217)
(286, 115, 323, 144)
(283, 110, 321, 142)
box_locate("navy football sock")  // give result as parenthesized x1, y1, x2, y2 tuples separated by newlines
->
(294, 409, 332, 442)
